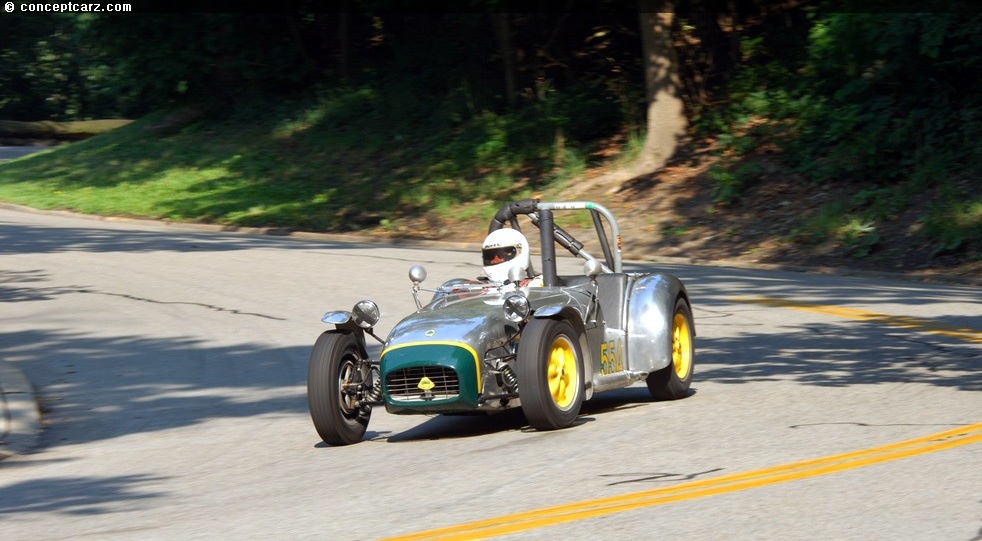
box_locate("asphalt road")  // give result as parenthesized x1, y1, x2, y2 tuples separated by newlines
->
(0, 146, 51, 161)
(0, 206, 979, 540)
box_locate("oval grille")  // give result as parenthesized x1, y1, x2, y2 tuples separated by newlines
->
(386, 366, 460, 401)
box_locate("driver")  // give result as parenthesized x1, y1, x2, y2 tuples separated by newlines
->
(481, 228, 532, 284)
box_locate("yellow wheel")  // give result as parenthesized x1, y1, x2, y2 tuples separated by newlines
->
(547, 335, 578, 409)
(518, 318, 584, 430)
(672, 311, 693, 380)
(647, 298, 695, 400)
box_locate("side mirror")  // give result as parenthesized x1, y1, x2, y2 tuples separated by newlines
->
(409, 265, 427, 285)
(583, 259, 603, 279)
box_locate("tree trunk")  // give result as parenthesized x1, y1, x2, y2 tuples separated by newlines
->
(491, 13, 518, 108)
(338, 12, 350, 79)
(639, 6, 687, 171)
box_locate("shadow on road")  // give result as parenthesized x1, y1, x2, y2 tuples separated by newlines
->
(696, 321, 980, 391)
(2, 217, 977, 521)
(0, 220, 348, 255)
(353, 387, 664, 444)
(0, 237, 975, 454)
(0, 327, 311, 447)
(0, 474, 167, 516)
(630, 261, 981, 392)
(385, 409, 530, 443)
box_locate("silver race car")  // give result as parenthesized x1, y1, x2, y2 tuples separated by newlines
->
(308, 199, 695, 445)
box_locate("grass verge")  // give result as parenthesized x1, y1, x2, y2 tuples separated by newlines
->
(0, 91, 623, 238)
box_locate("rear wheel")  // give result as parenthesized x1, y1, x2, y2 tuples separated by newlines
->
(518, 318, 584, 430)
(307, 331, 371, 445)
(646, 297, 694, 400)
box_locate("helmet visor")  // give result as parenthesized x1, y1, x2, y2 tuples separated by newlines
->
(482, 246, 518, 266)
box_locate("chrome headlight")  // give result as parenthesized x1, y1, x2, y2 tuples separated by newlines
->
(502, 293, 530, 323)
(352, 300, 381, 329)
(408, 265, 427, 285)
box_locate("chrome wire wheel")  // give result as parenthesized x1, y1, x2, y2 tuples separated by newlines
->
(307, 331, 371, 445)
(336, 356, 360, 417)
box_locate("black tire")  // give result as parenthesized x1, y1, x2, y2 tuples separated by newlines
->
(307, 331, 370, 445)
(517, 318, 585, 430)
(646, 297, 695, 401)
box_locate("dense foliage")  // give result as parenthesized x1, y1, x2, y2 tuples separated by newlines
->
(700, 6, 981, 255)
(2, 11, 644, 135)
(1, 4, 979, 258)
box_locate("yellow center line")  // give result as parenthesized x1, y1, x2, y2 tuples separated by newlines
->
(380, 423, 982, 541)
(730, 296, 982, 343)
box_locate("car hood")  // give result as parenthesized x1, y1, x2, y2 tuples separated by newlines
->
(383, 285, 592, 355)
(384, 292, 515, 354)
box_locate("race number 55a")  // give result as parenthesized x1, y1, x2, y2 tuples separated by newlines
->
(599, 340, 624, 375)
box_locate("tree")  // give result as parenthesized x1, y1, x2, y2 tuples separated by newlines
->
(491, 13, 519, 108)
(0, 14, 127, 120)
(638, 5, 687, 172)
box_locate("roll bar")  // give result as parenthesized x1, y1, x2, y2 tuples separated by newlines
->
(488, 200, 623, 286)
(488, 199, 540, 232)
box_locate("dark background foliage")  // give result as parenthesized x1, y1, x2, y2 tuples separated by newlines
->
(1, 2, 979, 262)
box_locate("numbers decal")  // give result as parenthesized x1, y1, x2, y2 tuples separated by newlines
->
(599, 340, 624, 375)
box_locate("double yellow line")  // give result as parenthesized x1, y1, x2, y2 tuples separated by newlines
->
(382, 422, 982, 541)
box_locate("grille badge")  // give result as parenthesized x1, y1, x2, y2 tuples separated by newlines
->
(385, 366, 460, 402)
(418, 376, 435, 400)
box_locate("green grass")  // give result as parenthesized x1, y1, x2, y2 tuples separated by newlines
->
(792, 207, 881, 258)
(924, 198, 982, 257)
(790, 177, 981, 259)
(3, 89, 975, 264)
(0, 90, 612, 234)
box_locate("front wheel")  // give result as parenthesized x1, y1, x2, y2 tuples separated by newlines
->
(646, 297, 695, 400)
(518, 318, 585, 430)
(307, 331, 371, 445)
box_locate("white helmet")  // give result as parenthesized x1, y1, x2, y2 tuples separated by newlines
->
(482, 228, 530, 283)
